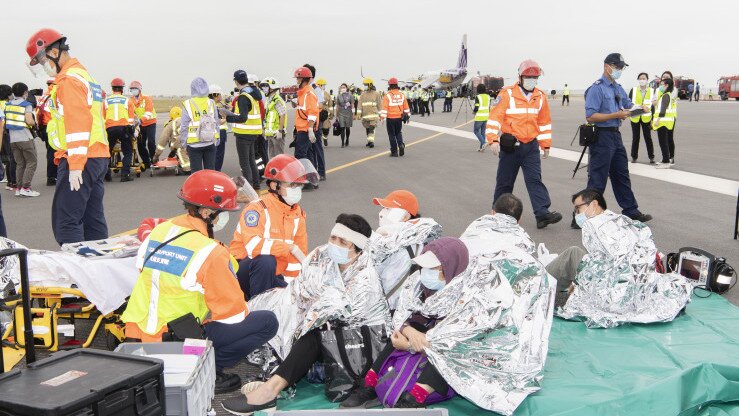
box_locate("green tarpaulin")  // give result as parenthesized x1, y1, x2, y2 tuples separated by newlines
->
(264, 294, 739, 415)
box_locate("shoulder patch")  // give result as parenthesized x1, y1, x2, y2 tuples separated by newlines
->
(594, 79, 602, 85)
(244, 210, 260, 227)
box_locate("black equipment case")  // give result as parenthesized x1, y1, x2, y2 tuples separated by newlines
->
(0, 349, 165, 416)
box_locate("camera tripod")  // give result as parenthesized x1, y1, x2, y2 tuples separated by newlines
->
(454, 94, 474, 122)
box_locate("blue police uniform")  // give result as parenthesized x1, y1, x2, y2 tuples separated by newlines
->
(584, 75, 642, 217)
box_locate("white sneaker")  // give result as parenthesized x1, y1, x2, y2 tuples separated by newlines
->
(656, 163, 671, 169)
(14, 188, 20, 196)
(19, 188, 40, 197)
(0, 178, 6, 183)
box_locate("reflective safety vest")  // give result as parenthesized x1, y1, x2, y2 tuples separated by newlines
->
(133, 96, 157, 125)
(653, 92, 677, 130)
(232, 92, 263, 135)
(474, 93, 490, 121)
(46, 67, 108, 151)
(563, 87, 570, 96)
(121, 221, 230, 335)
(182, 97, 219, 144)
(445, 91, 452, 98)
(3, 100, 31, 130)
(105, 94, 133, 125)
(630, 87, 653, 123)
(265, 94, 286, 136)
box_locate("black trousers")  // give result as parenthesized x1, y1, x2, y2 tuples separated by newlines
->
(234, 134, 260, 186)
(370, 343, 449, 395)
(38, 125, 57, 180)
(562, 95, 570, 105)
(630, 120, 654, 160)
(107, 126, 133, 174)
(656, 126, 673, 163)
(340, 127, 351, 145)
(386, 118, 404, 154)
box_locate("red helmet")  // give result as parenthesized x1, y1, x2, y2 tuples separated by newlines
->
(177, 170, 240, 211)
(129, 80, 142, 90)
(388, 77, 399, 85)
(264, 154, 316, 184)
(111, 78, 125, 88)
(518, 59, 543, 77)
(26, 28, 66, 65)
(294, 67, 312, 79)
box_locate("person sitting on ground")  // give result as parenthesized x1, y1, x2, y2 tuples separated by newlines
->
(222, 213, 387, 415)
(121, 170, 278, 394)
(153, 106, 190, 172)
(229, 154, 315, 299)
(461, 193, 535, 256)
(341, 237, 470, 409)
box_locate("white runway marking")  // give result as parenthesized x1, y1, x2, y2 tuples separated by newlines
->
(408, 121, 739, 197)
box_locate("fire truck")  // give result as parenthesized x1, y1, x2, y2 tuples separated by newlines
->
(673, 77, 695, 100)
(718, 75, 739, 100)
(466, 75, 504, 98)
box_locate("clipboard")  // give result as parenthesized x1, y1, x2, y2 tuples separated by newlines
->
(629, 107, 648, 117)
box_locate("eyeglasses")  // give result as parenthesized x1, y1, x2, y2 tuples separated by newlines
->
(573, 201, 590, 214)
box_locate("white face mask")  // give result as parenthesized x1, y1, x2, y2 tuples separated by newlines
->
(43, 60, 57, 77)
(261, 86, 270, 94)
(130, 88, 140, 97)
(522, 78, 538, 91)
(340, 88, 347, 94)
(378, 207, 408, 228)
(419, 268, 445, 291)
(283, 186, 302, 205)
(327, 242, 351, 265)
(638, 79, 648, 87)
(212, 212, 229, 232)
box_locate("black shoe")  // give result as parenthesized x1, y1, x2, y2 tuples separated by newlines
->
(649, 158, 656, 164)
(221, 397, 276, 416)
(340, 386, 380, 409)
(390, 152, 398, 157)
(341, 143, 345, 148)
(303, 183, 318, 191)
(627, 212, 653, 223)
(399, 144, 405, 157)
(570, 212, 581, 229)
(631, 157, 637, 163)
(368, 142, 374, 148)
(365, 142, 371, 147)
(140, 164, 149, 173)
(323, 139, 328, 146)
(215, 371, 241, 394)
(104, 173, 112, 182)
(394, 392, 425, 408)
(46, 178, 56, 186)
(319, 175, 326, 182)
(536, 211, 563, 229)
(120, 174, 134, 182)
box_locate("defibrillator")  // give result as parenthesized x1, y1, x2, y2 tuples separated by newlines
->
(667, 247, 736, 294)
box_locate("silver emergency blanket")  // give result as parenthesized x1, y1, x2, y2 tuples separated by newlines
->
(366, 218, 441, 265)
(460, 214, 535, 256)
(557, 210, 692, 328)
(393, 245, 555, 415)
(248, 244, 391, 359)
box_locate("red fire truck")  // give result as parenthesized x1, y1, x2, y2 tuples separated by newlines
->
(718, 76, 739, 100)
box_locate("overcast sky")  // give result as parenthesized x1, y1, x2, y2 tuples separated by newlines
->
(4, 0, 737, 95)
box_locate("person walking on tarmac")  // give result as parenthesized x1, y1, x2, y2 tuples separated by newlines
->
(628, 72, 655, 164)
(334, 83, 354, 147)
(122, 170, 278, 394)
(357, 78, 382, 148)
(292, 66, 320, 190)
(316, 78, 333, 143)
(380, 78, 411, 157)
(260, 78, 288, 159)
(5, 83, 40, 197)
(652, 77, 677, 169)
(304, 64, 327, 181)
(562, 84, 570, 106)
(229, 155, 316, 299)
(473, 84, 491, 151)
(179, 77, 221, 172)
(485, 59, 562, 229)
(104, 78, 136, 182)
(581, 53, 652, 228)
(228, 70, 263, 188)
(129, 80, 156, 169)
(36, 78, 56, 186)
(26, 28, 110, 245)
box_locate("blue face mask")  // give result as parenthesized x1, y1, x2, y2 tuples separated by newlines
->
(575, 212, 588, 228)
(611, 68, 622, 80)
(419, 268, 445, 291)
(327, 242, 351, 265)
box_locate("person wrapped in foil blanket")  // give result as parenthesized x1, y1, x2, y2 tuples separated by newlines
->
(557, 191, 692, 328)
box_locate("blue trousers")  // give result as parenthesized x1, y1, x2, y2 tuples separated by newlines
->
(137, 124, 156, 166)
(494, 139, 552, 218)
(308, 129, 326, 177)
(386, 118, 404, 153)
(473, 120, 486, 147)
(215, 129, 228, 171)
(587, 130, 639, 216)
(294, 131, 311, 160)
(204, 310, 278, 369)
(236, 255, 287, 299)
(0, 193, 6, 237)
(187, 144, 216, 172)
(52, 158, 109, 245)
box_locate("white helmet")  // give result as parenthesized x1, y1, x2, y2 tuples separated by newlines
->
(260, 77, 280, 90)
(208, 84, 223, 95)
(247, 73, 259, 84)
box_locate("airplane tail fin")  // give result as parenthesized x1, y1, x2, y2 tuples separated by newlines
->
(456, 34, 467, 70)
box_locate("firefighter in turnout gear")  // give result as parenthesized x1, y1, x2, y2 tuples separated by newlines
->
(357, 78, 382, 148)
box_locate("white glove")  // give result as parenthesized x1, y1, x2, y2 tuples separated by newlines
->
(290, 245, 306, 262)
(308, 129, 317, 143)
(490, 142, 500, 156)
(69, 169, 83, 191)
(542, 149, 550, 159)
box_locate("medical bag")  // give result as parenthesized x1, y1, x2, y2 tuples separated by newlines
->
(666, 247, 736, 294)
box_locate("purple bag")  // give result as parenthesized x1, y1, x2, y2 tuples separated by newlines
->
(374, 350, 455, 408)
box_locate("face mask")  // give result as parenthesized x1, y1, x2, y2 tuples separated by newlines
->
(610, 67, 622, 80)
(522, 78, 538, 91)
(283, 186, 302, 205)
(212, 212, 229, 232)
(575, 204, 593, 228)
(638, 79, 648, 87)
(419, 268, 445, 291)
(43, 60, 57, 77)
(261, 86, 270, 94)
(378, 207, 408, 228)
(340, 88, 347, 93)
(130, 88, 140, 97)
(658, 85, 666, 93)
(327, 242, 351, 265)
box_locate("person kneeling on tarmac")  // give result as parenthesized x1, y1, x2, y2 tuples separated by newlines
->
(229, 154, 318, 299)
(121, 170, 278, 394)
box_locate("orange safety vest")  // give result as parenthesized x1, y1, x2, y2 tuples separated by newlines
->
(381, 89, 410, 119)
(485, 84, 552, 149)
(295, 84, 318, 132)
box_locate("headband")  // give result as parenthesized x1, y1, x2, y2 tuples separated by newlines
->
(330, 223, 369, 250)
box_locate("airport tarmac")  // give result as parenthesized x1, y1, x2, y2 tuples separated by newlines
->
(3, 96, 737, 306)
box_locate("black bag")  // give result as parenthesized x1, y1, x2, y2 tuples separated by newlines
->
(499, 133, 518, 153)
(332, 119, 341, 136)
(579, 123, 597, 146)
(402, 113, 410, 124)
(320, 324, 388, 402)
(163, 313, 205, 342)
(319, 109, 329, 123)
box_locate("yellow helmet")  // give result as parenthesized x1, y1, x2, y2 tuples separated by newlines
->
(363, 77, 374, 85)
(169, 106, 182, 120)
(316, 78, 327, 86)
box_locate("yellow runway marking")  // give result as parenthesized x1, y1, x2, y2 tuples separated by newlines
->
(113, 119, 473, 237)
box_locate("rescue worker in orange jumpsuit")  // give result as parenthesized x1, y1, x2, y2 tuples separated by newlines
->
(380, 78, 411, 157)
(129, 80, 157, 169)
(26, 28, 110, 244)
(485, 60, 562, 229)
(292, 67, 320, 190)
(229, 154, 316, 299)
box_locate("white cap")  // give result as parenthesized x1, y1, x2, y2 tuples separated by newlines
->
(208, 84, 223, 95)
(247, 73, 259, 84)
(412, 251, 441, 269)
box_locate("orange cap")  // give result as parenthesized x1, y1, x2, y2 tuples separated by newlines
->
(373, 190, 418, 216)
